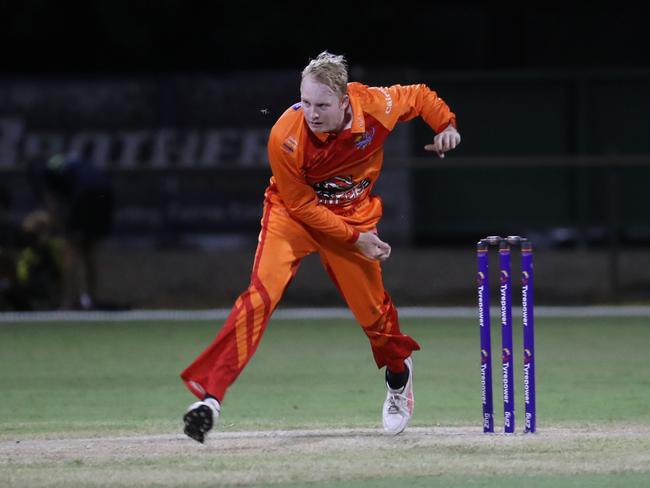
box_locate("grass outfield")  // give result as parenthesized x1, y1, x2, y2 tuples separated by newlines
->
(1, 315, 649, 487)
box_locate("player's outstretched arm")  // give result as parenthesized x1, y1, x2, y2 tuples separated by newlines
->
(424, 125, 461, 159)
(355, 231, 391, 261)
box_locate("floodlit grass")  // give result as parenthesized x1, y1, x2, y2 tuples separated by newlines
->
(2, 317, 649, 434)
(1, 316, 649, 487)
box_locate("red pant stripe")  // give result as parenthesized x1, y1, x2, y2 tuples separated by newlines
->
(250, 201, 272, 346)
(242, 292, 255, 369)
(233, 303, 248, 367)
(180, 198, 421, 402)
(252, 276, 271, 344)
(252, 201, 273, 277)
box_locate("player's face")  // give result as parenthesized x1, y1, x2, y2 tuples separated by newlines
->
(300, 75, 349, 133)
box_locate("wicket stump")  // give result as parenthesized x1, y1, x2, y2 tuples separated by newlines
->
(476, 235, 536, 433)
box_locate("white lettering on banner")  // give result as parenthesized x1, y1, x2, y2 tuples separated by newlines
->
(240, 130, 271, 166)
(23, 132, 65, 161)
(0, 117, 410, 169)
(0, 117, 271, 169)
(179, 131, 201, 167)
(199, 129, 241, 167)
(117, 131, 151, 168)
(114, 206, 163, 226)
(150, 129, 203, 168)
(151, 129, 175, 168)
(69, 132, 112, 168)
(168, 204, 227, 222)
(199, 130, 222, 167)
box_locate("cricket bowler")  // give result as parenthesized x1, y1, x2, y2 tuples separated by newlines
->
(181, 51, 461, 442)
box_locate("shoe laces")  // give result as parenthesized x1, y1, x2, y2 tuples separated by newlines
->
(387, 392, 409, 415)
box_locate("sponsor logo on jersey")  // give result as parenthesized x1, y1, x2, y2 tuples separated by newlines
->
(282, 135, 298, 153)
(378, 87, 393, 114)
(356, 114, 364, 130)
(313, 175, 371, 206)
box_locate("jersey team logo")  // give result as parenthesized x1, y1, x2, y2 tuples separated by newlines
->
(313, 175, 371, 206)
(354, 127, 375, 150)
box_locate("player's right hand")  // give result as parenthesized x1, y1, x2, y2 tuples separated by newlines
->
(424, 125, 461, 158)
(355, 231, 391, 261)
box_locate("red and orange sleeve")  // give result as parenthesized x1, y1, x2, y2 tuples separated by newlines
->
(367, 84, 457, 133)
(267, 128, 360, 244)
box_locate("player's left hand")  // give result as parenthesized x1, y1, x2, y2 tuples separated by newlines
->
(424, 125, 461, 158)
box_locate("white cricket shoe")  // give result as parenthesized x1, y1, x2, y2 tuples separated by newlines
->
(183, 397, 220, 443)
(382, 356, 414, 435)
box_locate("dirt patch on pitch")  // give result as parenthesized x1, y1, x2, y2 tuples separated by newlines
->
(2, 425, 650, 487)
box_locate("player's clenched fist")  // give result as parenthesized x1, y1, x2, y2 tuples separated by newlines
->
(424, 125, 461, 158)
(355, 231, 392, 261)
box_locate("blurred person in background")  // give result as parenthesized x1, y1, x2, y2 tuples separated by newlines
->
(181, 51, 461, 442)
(28, 153, 113, 310)
(14, 210, 64, 310)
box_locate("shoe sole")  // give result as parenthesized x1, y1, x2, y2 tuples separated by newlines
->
(183, 404, 213, 443)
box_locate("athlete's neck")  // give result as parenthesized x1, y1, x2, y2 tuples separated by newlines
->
(337, 105, 353, 133)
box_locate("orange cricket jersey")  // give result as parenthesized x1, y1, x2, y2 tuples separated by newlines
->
(265, 82, 457, 243)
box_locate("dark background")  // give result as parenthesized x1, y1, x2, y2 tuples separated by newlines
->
(3, 2, 649, 74)
(2, 1, 650, 307)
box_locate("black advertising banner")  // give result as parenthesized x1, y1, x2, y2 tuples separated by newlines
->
(0, 76, 412, 244)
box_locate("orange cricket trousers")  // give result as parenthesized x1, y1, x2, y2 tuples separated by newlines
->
(181, 199, 420, 401)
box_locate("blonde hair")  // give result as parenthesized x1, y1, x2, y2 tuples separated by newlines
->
(301, 51, 349, 99)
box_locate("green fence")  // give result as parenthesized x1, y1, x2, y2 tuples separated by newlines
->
(412, 157, 650, 244)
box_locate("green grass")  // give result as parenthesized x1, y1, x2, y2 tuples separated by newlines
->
(273, 473, 650, 488)
(1, 317, 649, 435)
(1, 316, 649, 487)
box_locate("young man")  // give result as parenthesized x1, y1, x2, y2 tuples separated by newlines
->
(181, 51, 460, 442)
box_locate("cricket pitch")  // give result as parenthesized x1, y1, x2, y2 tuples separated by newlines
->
(2, 425, 650, 487)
